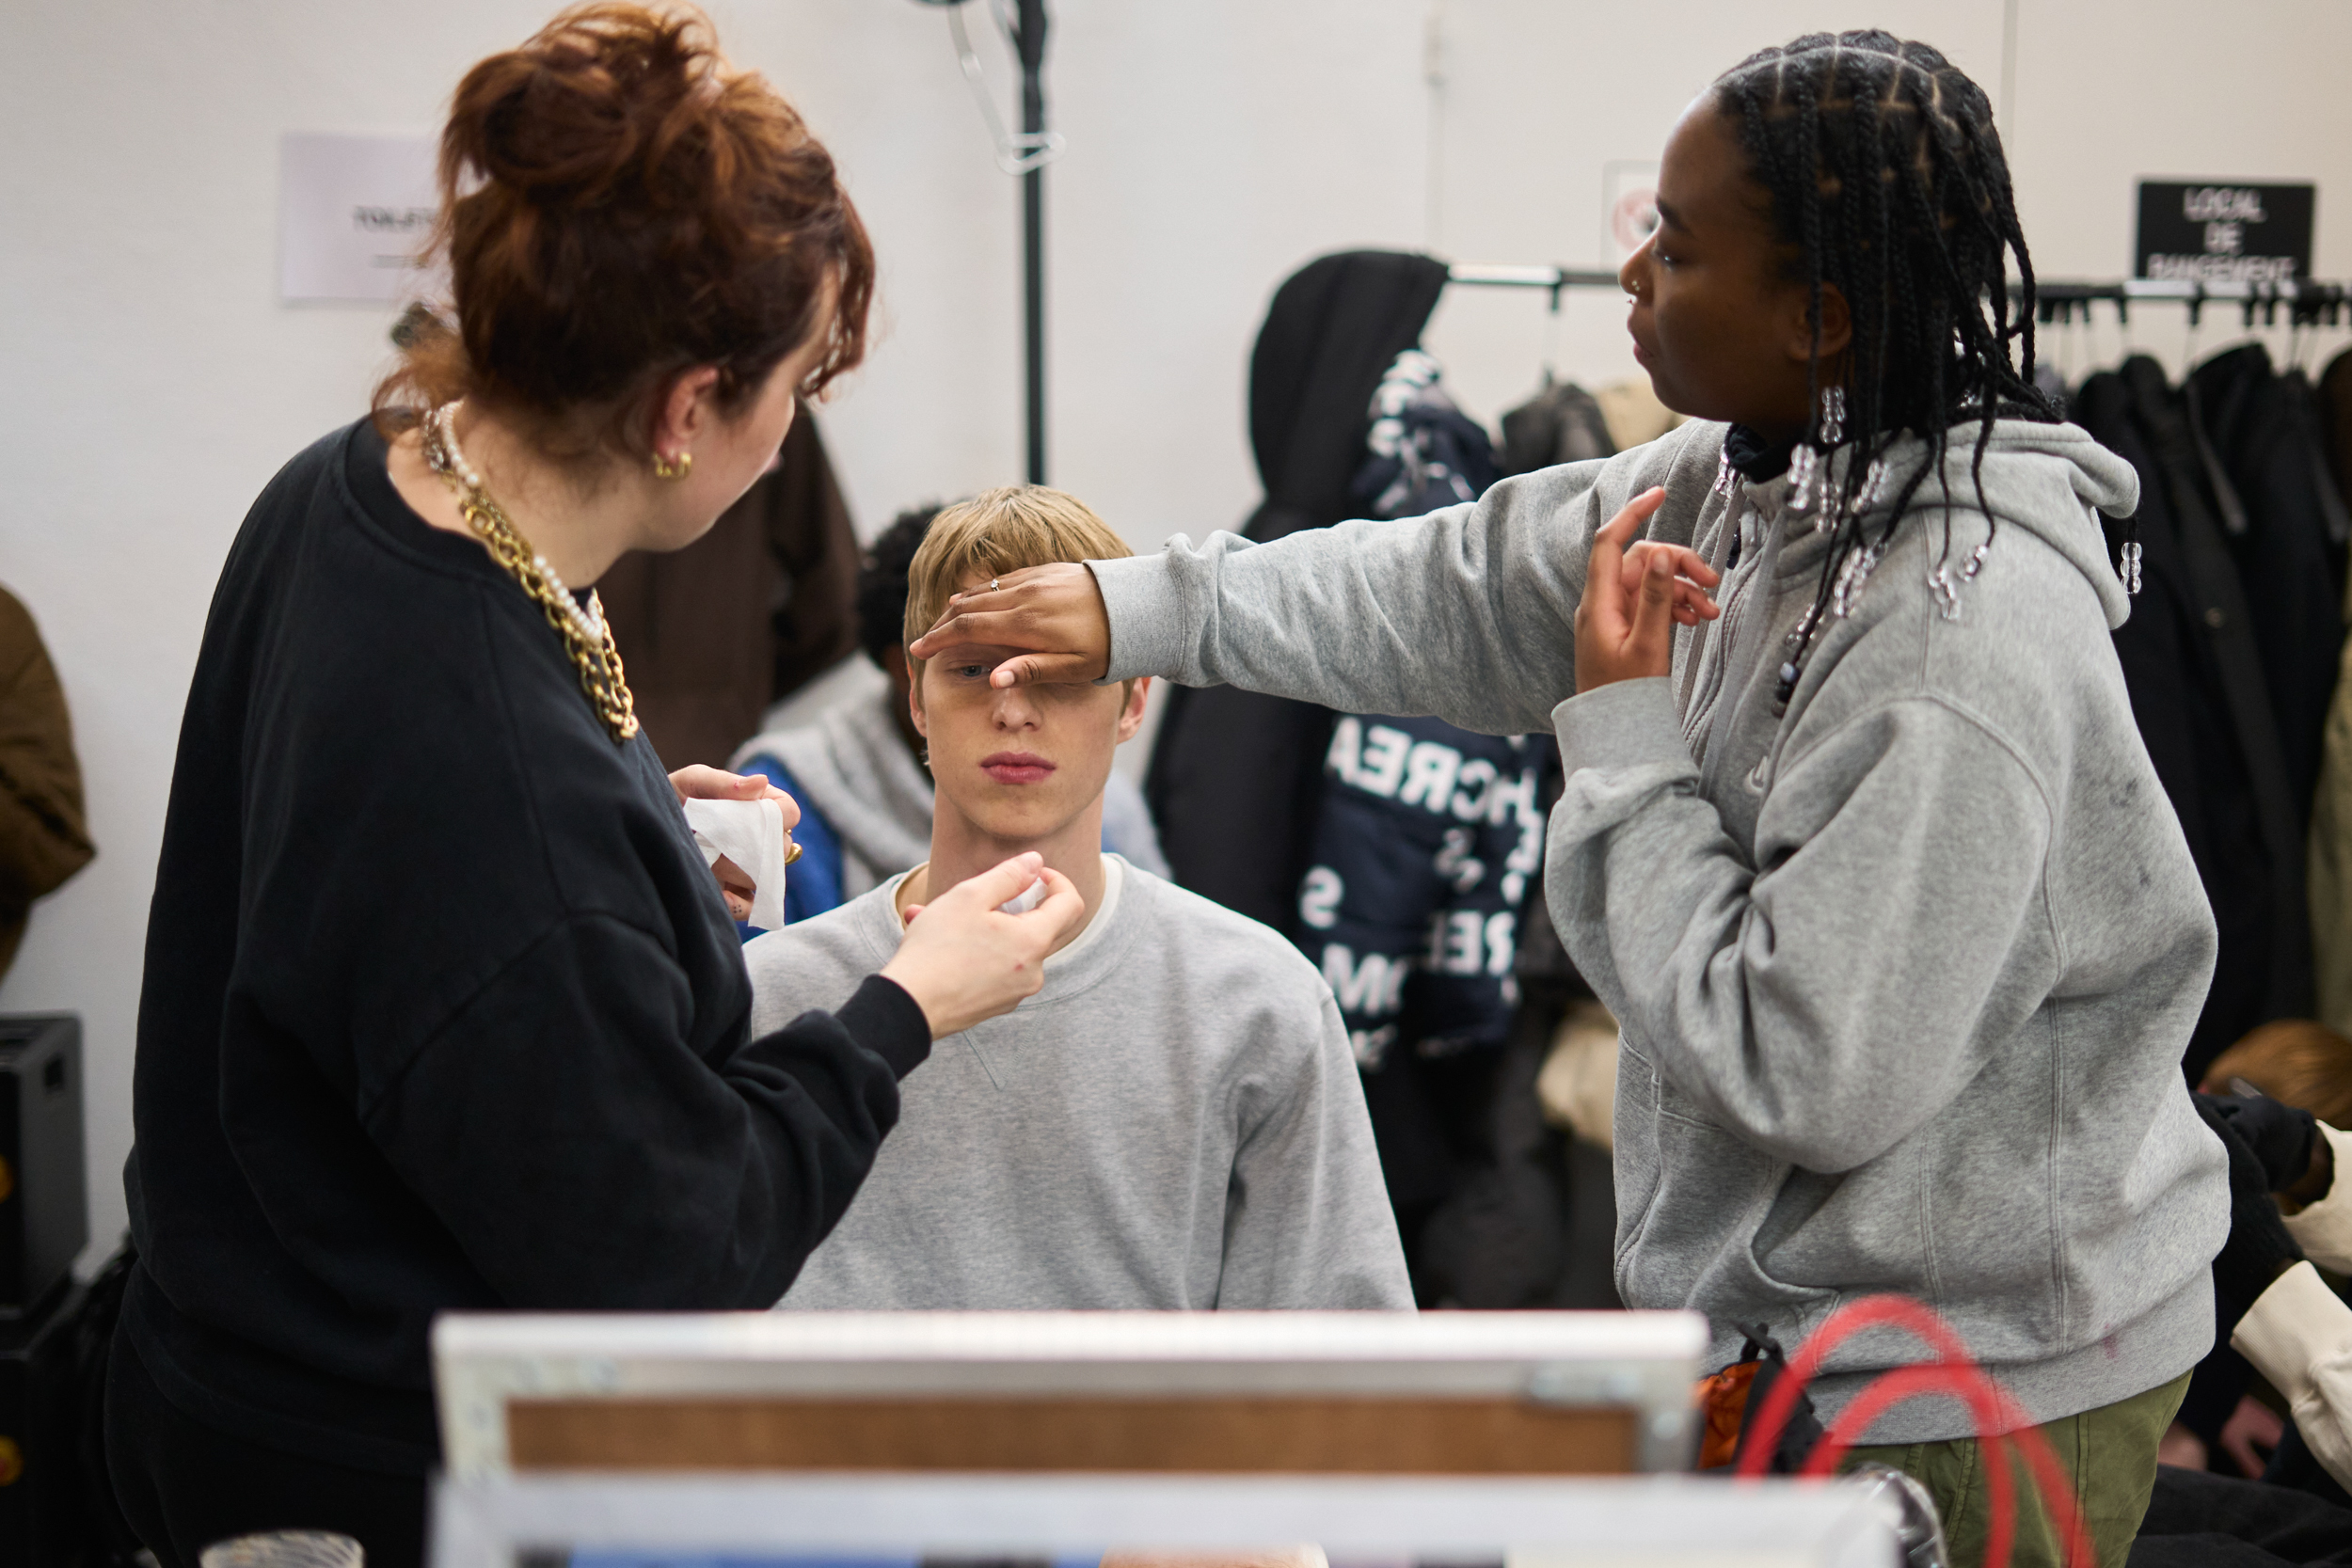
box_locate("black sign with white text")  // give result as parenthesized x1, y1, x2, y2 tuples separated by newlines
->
(2137, 181, 2314, 284)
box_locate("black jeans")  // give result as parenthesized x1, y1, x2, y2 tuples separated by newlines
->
(103, 1330, 427, 1568)
(2130, 1464, 2352, 1566)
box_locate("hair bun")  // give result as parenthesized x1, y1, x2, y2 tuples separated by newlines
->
(446, 4, 712, 199)
(375, 3, 874, 457)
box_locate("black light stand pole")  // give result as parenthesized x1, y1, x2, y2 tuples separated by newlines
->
(1016, 0, 1048, 484)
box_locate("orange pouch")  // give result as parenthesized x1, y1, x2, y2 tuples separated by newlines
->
(1694, 1358, 1761, 1469)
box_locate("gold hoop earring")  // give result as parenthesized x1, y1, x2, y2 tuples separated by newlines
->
(652, 451, 693, 482)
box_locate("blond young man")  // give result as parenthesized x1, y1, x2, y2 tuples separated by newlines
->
(746, 486, 1410, 1309)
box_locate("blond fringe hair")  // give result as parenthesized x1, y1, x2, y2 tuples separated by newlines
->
(903, 486, 1134, 689)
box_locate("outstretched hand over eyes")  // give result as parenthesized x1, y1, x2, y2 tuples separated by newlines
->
(909, 562, 1110, 689)
(1574, 487, 1721, 692)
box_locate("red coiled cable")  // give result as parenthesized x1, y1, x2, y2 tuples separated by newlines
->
(1732, 1294, 2096, 1568)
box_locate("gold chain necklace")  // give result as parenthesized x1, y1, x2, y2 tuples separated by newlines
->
(421, 404, 640, 742)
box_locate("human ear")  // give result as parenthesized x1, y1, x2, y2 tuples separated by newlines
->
(908, 667, 930, 739)
(1814, 281, 1853, 362)
(1785, 281, 1853, 365)
(1115, 676, 1151, 744)
(653, 366, 724, 451)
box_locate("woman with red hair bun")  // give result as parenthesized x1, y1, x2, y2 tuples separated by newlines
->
(107, 8, 1082, 1561)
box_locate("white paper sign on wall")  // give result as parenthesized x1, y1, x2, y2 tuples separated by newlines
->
(278, 133, 438, 303)
(1601, 161, 1661, 267)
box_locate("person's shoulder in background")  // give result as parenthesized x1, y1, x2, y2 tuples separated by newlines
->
(1100, 768, 1168, 877)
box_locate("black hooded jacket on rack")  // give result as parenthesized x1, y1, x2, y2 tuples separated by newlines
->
(1143, 250, 1448, 933)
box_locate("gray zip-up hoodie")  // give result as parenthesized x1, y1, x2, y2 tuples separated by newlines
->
(1091, 417, 2230, 1439)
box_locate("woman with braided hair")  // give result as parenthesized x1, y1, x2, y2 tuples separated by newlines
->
(929, 31, 2226, 1564)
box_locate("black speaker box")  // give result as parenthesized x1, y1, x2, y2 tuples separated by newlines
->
(0, 1275, 92, 1566)
(0, 1018, 87, 1322)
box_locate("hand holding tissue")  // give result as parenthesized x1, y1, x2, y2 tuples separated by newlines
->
(682, 796, 795, 930)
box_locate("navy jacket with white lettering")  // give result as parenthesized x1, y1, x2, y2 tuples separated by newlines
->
(1301, 719, 1551, 1069)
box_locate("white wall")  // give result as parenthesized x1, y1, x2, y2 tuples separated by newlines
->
(7, 0, 2352, 1260)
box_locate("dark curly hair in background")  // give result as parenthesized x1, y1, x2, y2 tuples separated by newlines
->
(857, 505, 945, 668)
(1713, 32, 2066, 685)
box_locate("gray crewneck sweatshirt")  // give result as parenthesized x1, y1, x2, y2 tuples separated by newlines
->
(744, 855, 1412, 1311)
(1089, 419, 2229, 1439)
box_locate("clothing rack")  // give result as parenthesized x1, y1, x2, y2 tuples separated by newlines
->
(1447, 264, 1626, 308)
(2025, 277, 2352, 328)
(1442, 266, 1636, 388)
(1448, 263, 2352, 329)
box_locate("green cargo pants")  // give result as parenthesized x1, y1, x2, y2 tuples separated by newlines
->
(1840, 1370, 2190, 1568)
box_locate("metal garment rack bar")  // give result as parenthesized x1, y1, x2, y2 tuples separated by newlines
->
(1450, 266, 2352, 324)
(1446, 263, 2352, 334)
(2022, 277, 2352, 327)
(1447, 264, 1628, 305)
(1440, 264, 2339, 309)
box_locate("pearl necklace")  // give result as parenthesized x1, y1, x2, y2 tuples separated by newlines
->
(421, 404, 640, 742)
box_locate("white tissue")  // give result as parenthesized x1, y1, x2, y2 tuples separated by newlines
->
(682, 797, 791, 931)
(1000, 877, 1047, 914)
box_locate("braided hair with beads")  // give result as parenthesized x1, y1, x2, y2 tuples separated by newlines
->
(1711, 32, 2096, 710)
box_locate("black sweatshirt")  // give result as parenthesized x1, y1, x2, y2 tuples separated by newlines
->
(120, 419, 930, 1475)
